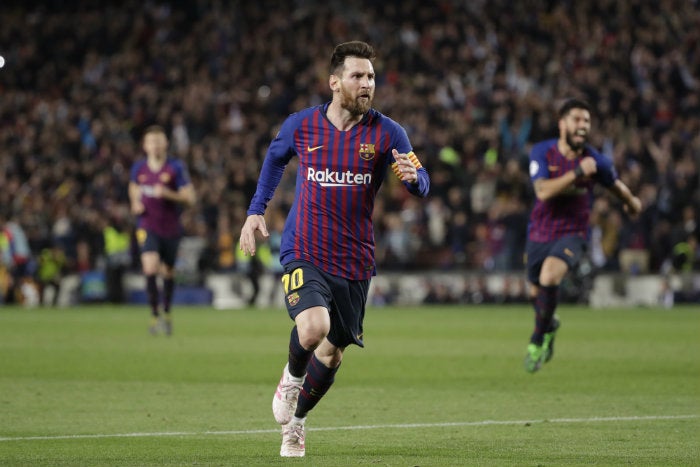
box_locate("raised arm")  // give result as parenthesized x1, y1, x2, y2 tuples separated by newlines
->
(533, 156, 597, 201)
(609, 179, 642, 216)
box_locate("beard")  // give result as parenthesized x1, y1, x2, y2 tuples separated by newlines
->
(565, 130, 587, 151)
(339, 85, 373, 116)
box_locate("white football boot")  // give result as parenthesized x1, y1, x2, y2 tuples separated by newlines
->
(280, 417, 306, 457)
(272, 363, 304, 425)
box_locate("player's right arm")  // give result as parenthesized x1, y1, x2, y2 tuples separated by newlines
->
(129, 162, 145, 215)
(529, 144, 596, 201)
(240, 116, 296, 256)
(128, 181, 144, 215)
(239, 214, 269, 256)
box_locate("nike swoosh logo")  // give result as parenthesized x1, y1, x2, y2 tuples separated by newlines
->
(307, 145, 323, 152)
(548, 165, 559, 171)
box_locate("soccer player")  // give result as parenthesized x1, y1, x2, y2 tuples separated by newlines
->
(239, 41, 430, 457)
(524, 99, 642, 372)
(129, 125, 196, 336)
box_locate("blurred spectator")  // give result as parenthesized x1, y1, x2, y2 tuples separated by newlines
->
(102, 207, 132, 303)
(37, 245, 67, 306)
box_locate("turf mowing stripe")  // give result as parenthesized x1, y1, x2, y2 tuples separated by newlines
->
(0, 414, 696, 442)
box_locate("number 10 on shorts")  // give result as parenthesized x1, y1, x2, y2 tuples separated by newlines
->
(282, 268, 304, 294)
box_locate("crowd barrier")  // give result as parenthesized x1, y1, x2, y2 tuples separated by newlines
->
(31, 271, 699, 309)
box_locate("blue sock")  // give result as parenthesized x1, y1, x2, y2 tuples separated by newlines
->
(163, 278, 174, 314)
(530, 285, 558, 345)
(146, 275, 159, 317)
(287, 326, 313, 378)
(295, 354, 339, 418)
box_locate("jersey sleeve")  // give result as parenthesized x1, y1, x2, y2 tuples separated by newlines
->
(388, 123, 430, 197)
(247, 116, 297, 215)
(528, 142, 550, 182)
(129, 160, 143, 183)
(590, 148, 618, 188)
(173, 159, 192, 188)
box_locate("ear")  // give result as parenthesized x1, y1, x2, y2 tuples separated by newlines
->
(329, 74, 340, 93)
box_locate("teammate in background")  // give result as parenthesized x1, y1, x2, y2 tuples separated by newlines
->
(524, 99, 641, 372)
(239, 41, 430, 457)
(0, 213, 34, 304)
(129, 125, 196, 336)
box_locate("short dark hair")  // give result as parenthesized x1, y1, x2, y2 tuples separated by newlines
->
(143, 125, 167, 137)
(558, 98, 592, 119)
(330, 41, 376, 74)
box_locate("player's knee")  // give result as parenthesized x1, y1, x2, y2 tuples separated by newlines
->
(539, 271, 564, 286)
(539, 258, 568, 286)
(297, 322, 329, 348)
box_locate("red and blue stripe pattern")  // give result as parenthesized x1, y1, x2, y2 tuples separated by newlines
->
(248, 103, 429, 280)
(527, 139, 617, 242)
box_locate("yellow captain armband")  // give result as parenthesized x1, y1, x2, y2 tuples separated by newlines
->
(391, 151, 424, 179)
(407, 151, 423, 170)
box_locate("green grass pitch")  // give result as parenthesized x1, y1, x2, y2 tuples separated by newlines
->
(0, 303, 698, 466)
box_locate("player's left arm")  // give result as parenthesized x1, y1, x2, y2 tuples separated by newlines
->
(609, 179, 642, 216)
(389, 126, 429, 197)
(391, 149, 430, 197)
(173, 183, 197, 207)
(154, 161, 196, 207)
(595, 151, 642, 216)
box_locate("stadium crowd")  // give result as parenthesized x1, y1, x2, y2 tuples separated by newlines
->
(0, 0, 698, 302)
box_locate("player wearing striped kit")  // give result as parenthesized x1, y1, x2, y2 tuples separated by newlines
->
(239, 41, 430, 457)
(524, 99, 641, 373)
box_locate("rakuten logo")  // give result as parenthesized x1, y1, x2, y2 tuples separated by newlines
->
(140, 185, 156, 197)
(307, 167, 372, 187)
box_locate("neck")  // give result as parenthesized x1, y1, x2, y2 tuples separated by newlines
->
(147, 154, 166, 170)
(557, 138, 582, 160)
(326, 100, 364, 131)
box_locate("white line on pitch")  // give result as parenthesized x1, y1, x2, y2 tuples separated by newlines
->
(0, 414, 696, 442)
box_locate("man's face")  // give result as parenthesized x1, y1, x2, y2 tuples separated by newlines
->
(143, 132, 168, 157)
(560, 108, 591, 151)
(334, 57, 375, 116)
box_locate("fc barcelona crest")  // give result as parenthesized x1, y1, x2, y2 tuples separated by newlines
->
(287, 292, 300, 307)
(159, 173, 171, 183)
(359, 143, 376, 161)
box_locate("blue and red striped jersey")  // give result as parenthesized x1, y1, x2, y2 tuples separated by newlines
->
(130, 157, 191, 238)
(248, 103, 430, 280)
(527, 138, 617, 242)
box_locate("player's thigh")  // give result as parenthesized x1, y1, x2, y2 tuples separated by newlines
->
(159, 237, 181, 269)
(282, 261, 333, 335)
(539, 256, 569, 285)
(140, 251, 160, 275)
(539, 235, 586, 285)
(326, 276, 369, 349)
(295, 305, 331, 347)
(137, 229, 161, 273)
(525, 240, 549, 286)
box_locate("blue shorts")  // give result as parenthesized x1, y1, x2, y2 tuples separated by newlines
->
(525, 235, 586, 285)
(136, 228, 181, 267)
(282, 260, 370, 348)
